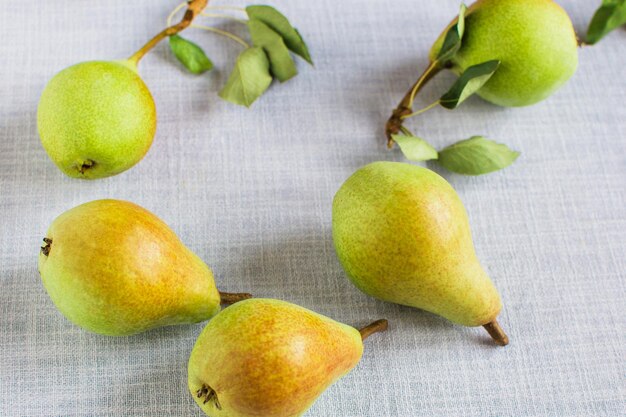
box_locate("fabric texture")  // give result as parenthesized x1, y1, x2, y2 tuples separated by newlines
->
(0, 1, 624, 416)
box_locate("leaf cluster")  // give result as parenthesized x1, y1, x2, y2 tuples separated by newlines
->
(168, 5, 313, 107)
(393, 134, 518, 176)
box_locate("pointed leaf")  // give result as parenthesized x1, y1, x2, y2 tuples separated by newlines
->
(438, 136, 519, 175)
(587, 0, 626, 44)
(219, 47, 272, 107)
(246, 5, 313, 64)
(248, 19, 298, 82)
(439, 60, 500, 109)
(457, 3, 466, 39)
(392, 134, 438, 161)
(436, 3, 467, 63)
(169, 35, 213, 74)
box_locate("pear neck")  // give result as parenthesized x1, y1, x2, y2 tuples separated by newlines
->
(115, 59, 139, 73)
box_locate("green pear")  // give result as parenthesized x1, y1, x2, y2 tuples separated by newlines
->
(430, 0, 578, 107)
(188, 298, 387, 417)
(332, 162, 508, 345)
(38, 199, 249, 336)
(37, 60, 156, 179)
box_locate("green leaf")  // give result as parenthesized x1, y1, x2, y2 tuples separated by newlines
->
(439, 60, 500, 109)
(457, 3, 467, 39)
(248, 19, 298, 82)
(392, 134, 438, 161)
(586, 0, 626, 44)
(246, 5, 313, 64)
(438, 136, 519, 175)
(169, 35, 213, 74)
(436, 3, 467, 63)
(219, 47, 272, 107)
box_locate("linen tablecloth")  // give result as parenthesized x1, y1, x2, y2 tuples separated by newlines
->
(1, 0, 624, 415)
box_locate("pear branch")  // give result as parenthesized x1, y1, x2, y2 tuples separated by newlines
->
(359, 319, 389, 341)
(128, 0, 210, 65)
(385, 60, 444, 148)
(219, 291, 253, 305)
(483, 320, 509, 346)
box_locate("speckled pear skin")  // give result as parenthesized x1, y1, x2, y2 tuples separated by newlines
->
(37, 61, 156, 179)
(332, 162, 502, 327)
(188, 299, 364, 417)
(429, 0, 578, 107)
(38, 199, 221, 336)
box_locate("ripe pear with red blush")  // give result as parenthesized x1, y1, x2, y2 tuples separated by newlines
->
(188, 298, 387, 417)
(38, 199, 250, 336)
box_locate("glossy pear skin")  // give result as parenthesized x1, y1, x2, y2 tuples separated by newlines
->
(430, 0, 578, 107)
(188, 299, 363, 417)
(332, 162, 501, 327)
(37, 61, 156, 179)
(38, 199, 220, 336)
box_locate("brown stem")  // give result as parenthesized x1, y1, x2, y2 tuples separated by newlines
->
(385, 60, 443, 148)
(219, 291, 252, 305)
(40, 237, 52, 257)
(482, 320, 509, 346)
(359, 319, 389, 341)
(128, 0, 209, 65)
(197, 384, 222, 409)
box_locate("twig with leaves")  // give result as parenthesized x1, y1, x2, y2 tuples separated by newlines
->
(130, 1, 313, 107)
(387, 0, 625, 176)
(385, 4, 519, 176)
(171, 3, 313, 107)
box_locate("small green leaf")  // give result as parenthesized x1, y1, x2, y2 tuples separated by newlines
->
(219, 47, 272, 107)
(248, 19, 298, 82)
(436, 3, 467, 63)
(392, 134, 438, 161)
(457, 3, 467, 39)
(438, 136, 519, 175)
(246, 5, 313, 64)
(586, 0, 626, 44)
(439, 60, 500, 109)
(169, 35, 213, 74)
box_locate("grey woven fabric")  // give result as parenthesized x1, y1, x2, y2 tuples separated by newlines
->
(1, 0, 625, 416)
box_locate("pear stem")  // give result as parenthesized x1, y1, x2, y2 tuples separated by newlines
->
(40, 237, 52, 257)
(219, 291, 253, 305)
(359, 319, 389, 341)
(128, 0, 209, 65)
(483, 320, 509, 346)
(385, 60, 443, 148)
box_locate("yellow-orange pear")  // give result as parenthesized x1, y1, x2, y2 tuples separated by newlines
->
(38, 199, 249, 336)
(188, 298, 387, 417)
